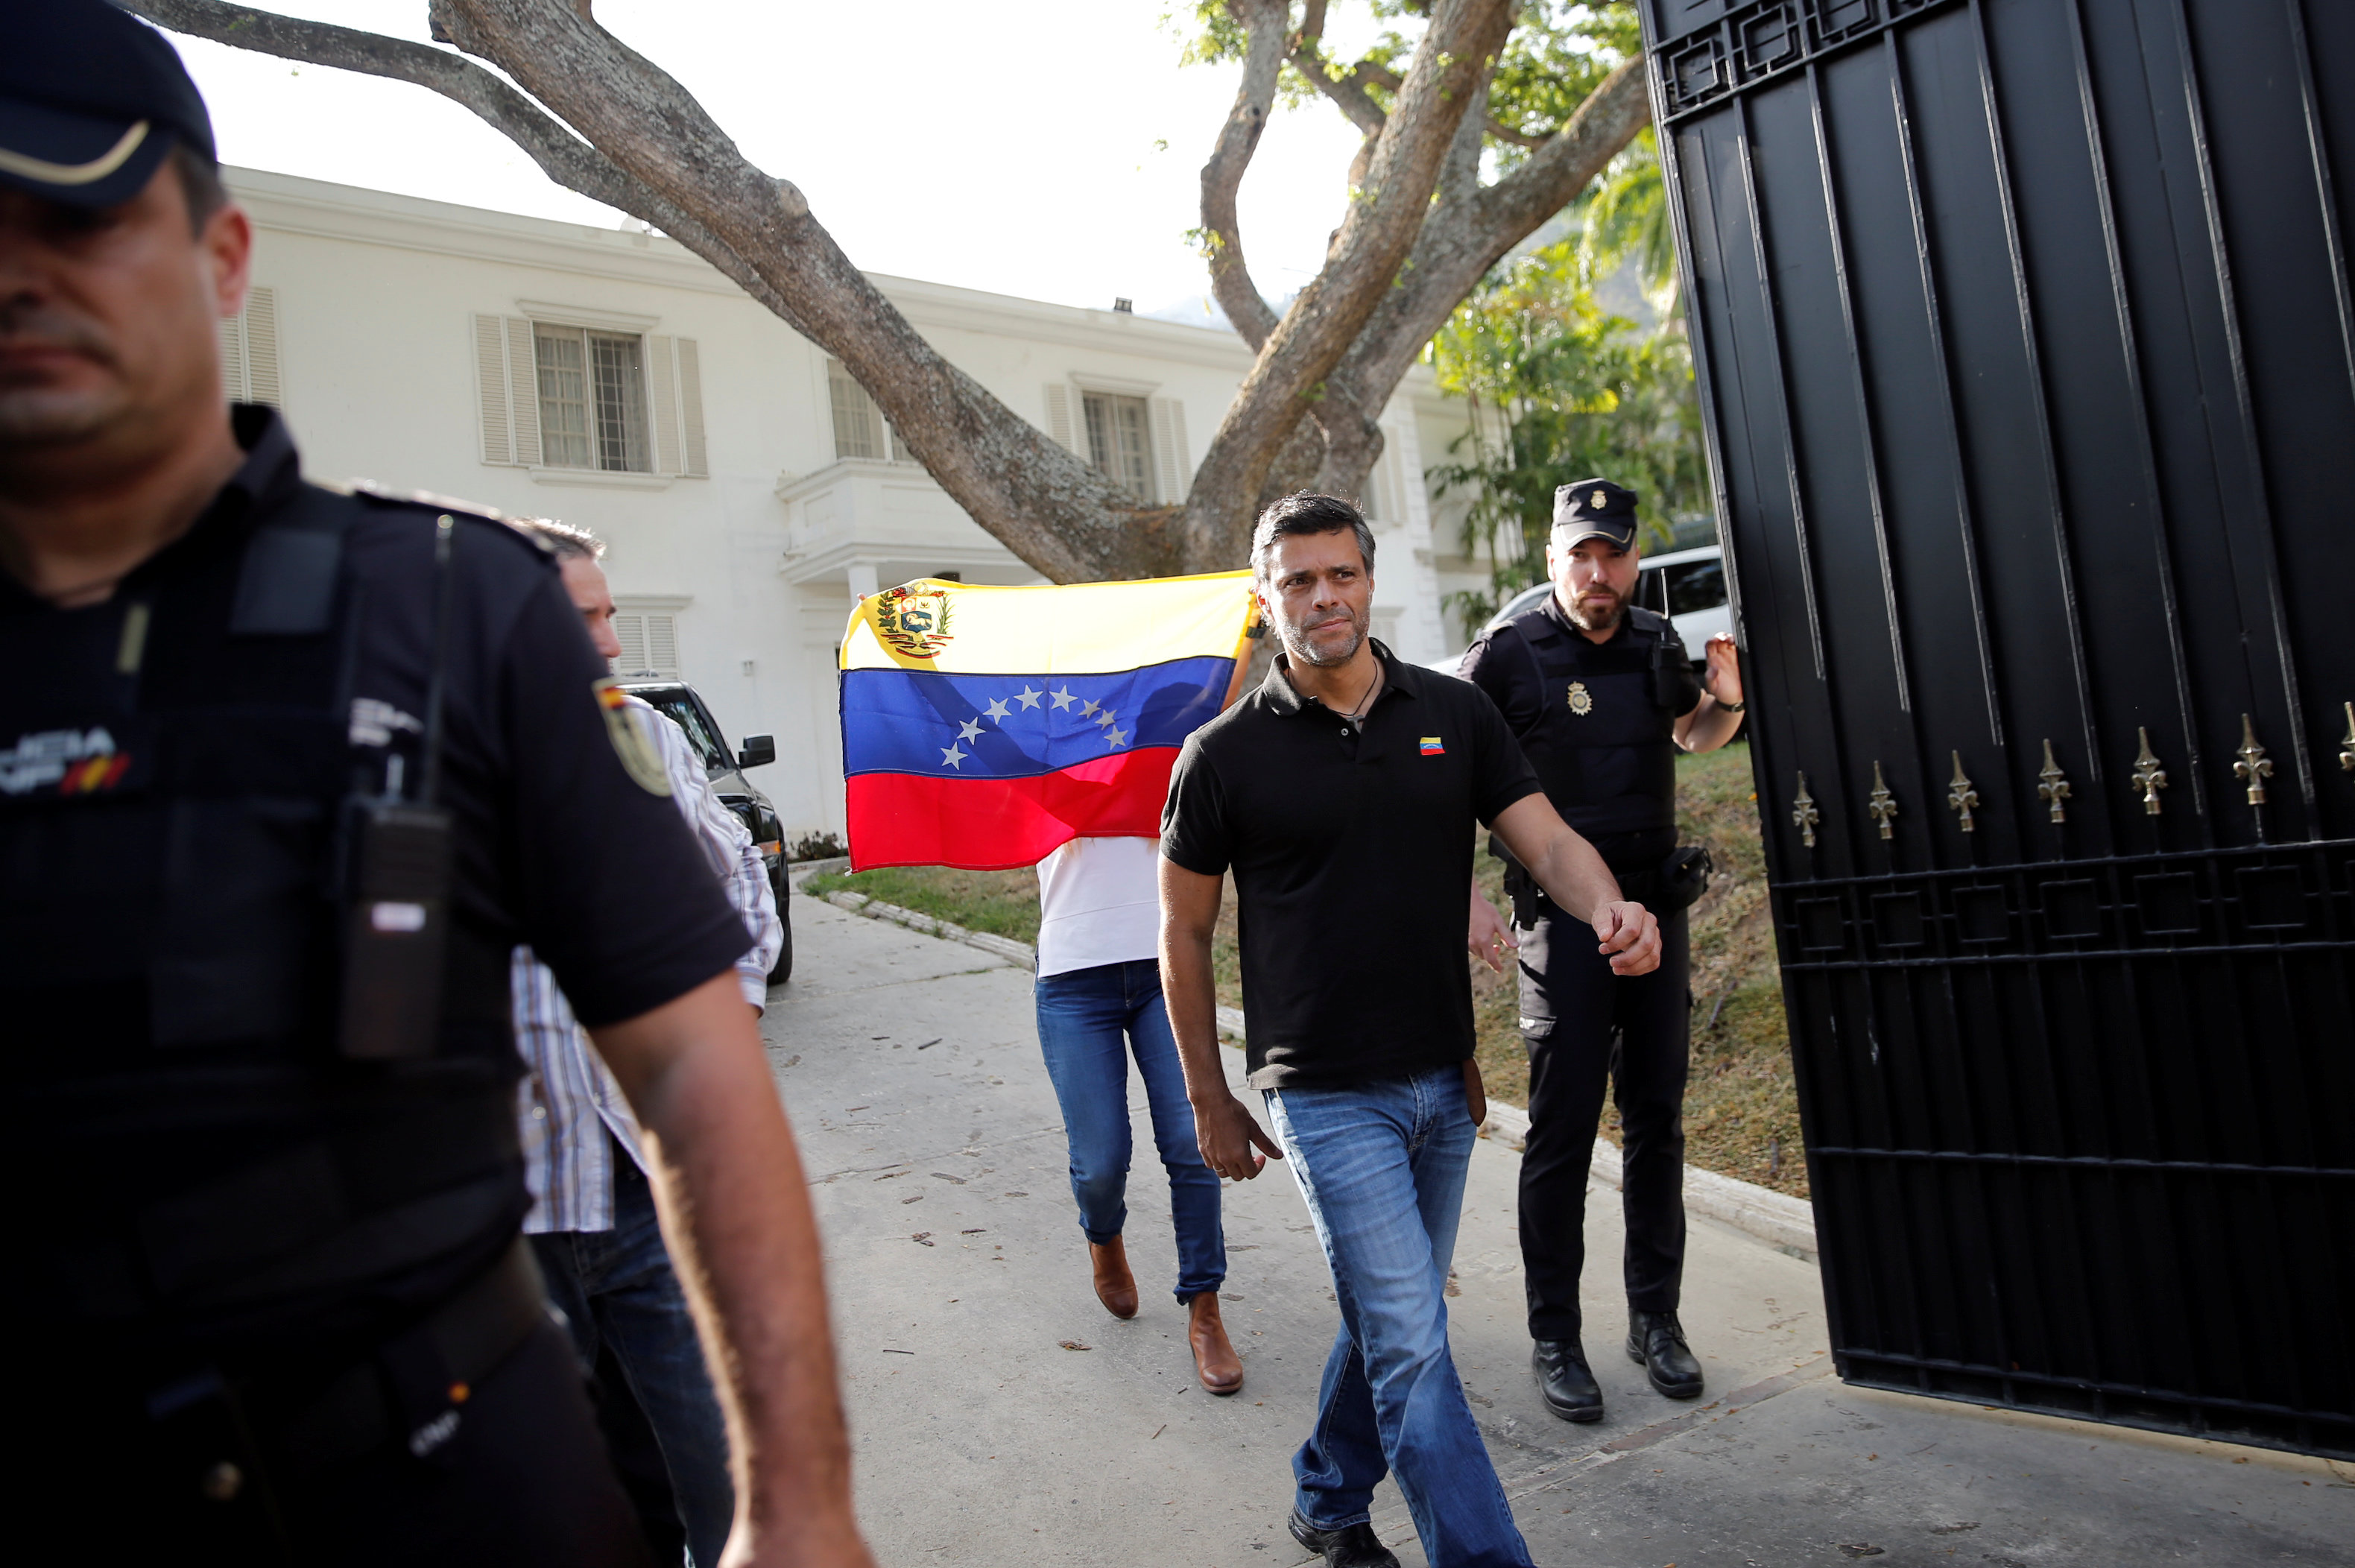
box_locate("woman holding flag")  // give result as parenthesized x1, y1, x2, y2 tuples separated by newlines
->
(835, 572, 1261, 1394)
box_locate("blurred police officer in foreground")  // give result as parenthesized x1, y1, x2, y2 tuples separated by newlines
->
(0, 7, 873, 1564)
(1458, 480, 1745, 1426)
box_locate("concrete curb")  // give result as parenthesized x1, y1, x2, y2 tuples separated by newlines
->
(812, 890, 1037, 970)
(1480, 1103, 1817, 1261)
(800, 874, 1818, 1262)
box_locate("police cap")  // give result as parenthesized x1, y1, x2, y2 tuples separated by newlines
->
(0, 0, 216, 210)
(1552, 478, 1640, 550)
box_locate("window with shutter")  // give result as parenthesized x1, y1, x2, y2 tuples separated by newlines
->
(609, 610, 680, 680)
(217, 285, 283, 408)
(524, 325, 654, 472)
(827, 358, 906, 463)
(1082, 392, 1153, 501)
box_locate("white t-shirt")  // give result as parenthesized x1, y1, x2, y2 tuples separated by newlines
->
(1034, 835, 1163, 978)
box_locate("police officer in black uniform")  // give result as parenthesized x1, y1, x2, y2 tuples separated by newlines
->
(1458, 479, 1745, 1426)
(0, 9, 873, 1564)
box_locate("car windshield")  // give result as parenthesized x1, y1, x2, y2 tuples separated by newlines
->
(634, 690, 729, 776)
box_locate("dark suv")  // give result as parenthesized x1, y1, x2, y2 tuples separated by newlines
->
(622, 682, 791, 984)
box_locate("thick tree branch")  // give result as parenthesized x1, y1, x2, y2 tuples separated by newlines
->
(1198, 0, 1286, 353)
(1180, 0, 1513, 562)
(1307, 58, 1652, 505)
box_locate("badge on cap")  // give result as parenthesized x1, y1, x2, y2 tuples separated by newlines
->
(1590, 490, 1606, 510)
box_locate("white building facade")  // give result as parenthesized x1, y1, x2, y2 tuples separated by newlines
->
(224, 168, 1476, 841)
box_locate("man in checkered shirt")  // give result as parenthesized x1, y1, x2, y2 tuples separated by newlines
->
(510, 518, 781, 1568)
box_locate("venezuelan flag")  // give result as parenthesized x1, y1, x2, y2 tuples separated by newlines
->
(839, 572, 1256, 870)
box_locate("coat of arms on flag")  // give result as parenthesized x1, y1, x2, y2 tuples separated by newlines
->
(838, 572, 1256, 870)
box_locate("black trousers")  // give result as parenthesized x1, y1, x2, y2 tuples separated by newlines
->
(1516, 900, 1691, 1342)
(41, 1316, 654, 1568)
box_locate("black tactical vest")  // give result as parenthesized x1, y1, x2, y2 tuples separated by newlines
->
(1502, 602, 1701, 853)
(1, 476, 521, 1362)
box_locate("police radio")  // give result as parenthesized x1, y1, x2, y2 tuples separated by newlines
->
(339, 516, 458, 1060)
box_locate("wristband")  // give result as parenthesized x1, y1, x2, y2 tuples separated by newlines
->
(1716, 698, 1745, 713)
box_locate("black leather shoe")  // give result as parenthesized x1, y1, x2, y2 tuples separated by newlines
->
(1287, 1509, 1401, 1568)
(1531, 1338, 1604, 1423)
(1627, 1309, 1704, 1399)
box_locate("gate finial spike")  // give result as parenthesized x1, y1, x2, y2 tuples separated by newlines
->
(2233, 713, 2272, 806)
(1946, 751, 1978, 832)
(2131, 727, 2168, 815)
(2342, 701, 2355, 774)
(1867, 761, 1897, 841)
(1791, 771, 1820, 848)
(2037, 739, 2071, 823)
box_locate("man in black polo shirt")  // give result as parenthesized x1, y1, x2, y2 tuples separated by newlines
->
(1159, 493, 1659, 1568)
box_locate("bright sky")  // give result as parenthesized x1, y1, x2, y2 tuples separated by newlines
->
(164, 1, 1394, 320)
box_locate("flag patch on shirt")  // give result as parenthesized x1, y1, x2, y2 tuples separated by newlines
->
(1420, 736, 1446, 756)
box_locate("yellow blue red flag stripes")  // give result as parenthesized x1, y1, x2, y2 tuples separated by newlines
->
(839, 572, 1256, 870)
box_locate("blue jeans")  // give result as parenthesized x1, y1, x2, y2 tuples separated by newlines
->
(1266, 1067, 1534, 1568)
(1034, 959, 1225, 1301)
(533, 1139, 736, 1568)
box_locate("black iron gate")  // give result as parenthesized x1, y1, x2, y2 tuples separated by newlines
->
(1637, 0, 2355, 1455)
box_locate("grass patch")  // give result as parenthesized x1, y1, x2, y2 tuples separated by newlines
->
(802, 864, 1042, 945)
(808, 742, 1804, 1198)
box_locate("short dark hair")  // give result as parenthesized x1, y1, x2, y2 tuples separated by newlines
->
(171, 141, 227, 233)
(1250, 492, 1376, 582)
(511, 518, 605, 561)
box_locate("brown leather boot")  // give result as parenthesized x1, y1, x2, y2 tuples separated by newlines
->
(1188, 1291, 1244, 1395)
(1089, 1237, 1138, 1319)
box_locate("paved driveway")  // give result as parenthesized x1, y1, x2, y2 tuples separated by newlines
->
(765, 891, 2351, 1566)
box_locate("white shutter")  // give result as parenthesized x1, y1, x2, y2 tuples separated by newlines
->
(1166, 398, 1190, 496)
(473, 314, 512, 464)
(648, 334, 682, 474)
(217, 314, 245, 406)
(645, 614, 679, 677)
(675, 338, 707, 477)
(612, 613, 646, 675)
(505, 316, 542, 467)
(609, 612, 679, 680)
(1151, 397, 1181, 504)
(1043, 383, 1075, 452)
(244, 287, 282, 407)
(217, 286, 282, 408)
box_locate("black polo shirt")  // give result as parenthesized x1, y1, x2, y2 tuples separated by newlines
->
(1160, 641, 1541, 1090)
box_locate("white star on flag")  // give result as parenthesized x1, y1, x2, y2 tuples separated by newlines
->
(1094, 708, 1117, 727)
(940, 744, 967, 769)
(1105, 727, 1128, 748)
(1015, 686, 1043, 709)
(1049, 687, 1076, 710)
(983, 697, 1011, 721)
(1079, 698, 1100, 718)
(957, 718, 984, 742)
